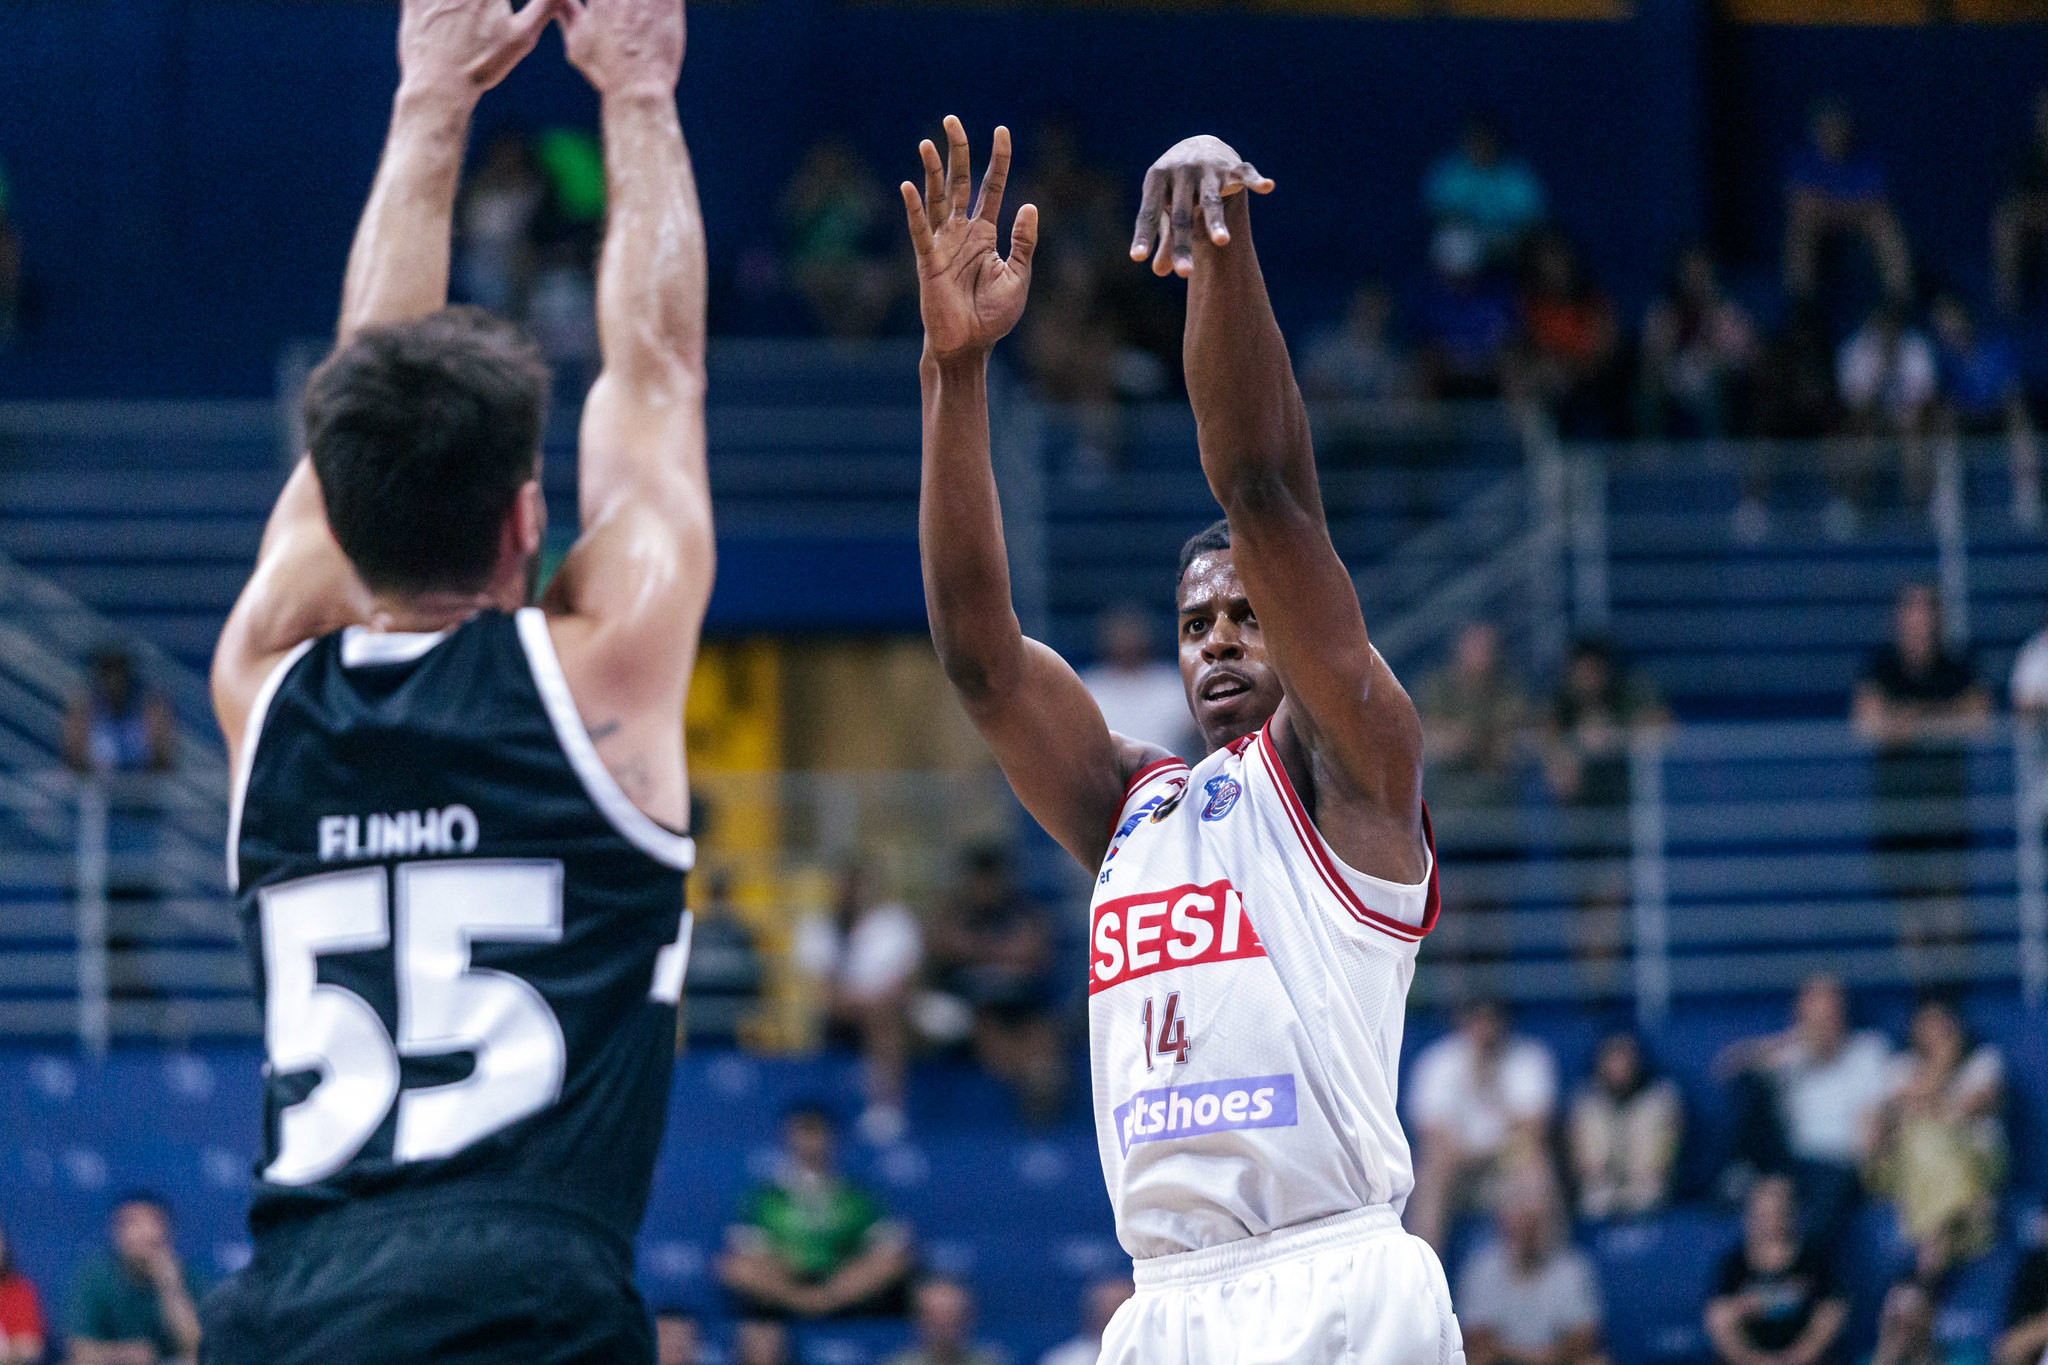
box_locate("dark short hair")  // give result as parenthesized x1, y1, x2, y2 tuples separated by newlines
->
(113, 1189, 171, 1220)
(304, 306, 549, 595)
(1177, 519, 1232, 583)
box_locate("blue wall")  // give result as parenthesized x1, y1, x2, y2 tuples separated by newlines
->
(0, 0, 2044, 397)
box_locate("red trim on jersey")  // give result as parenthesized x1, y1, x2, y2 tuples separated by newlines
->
(1253, 721, 1434, 942)
(1105, 757, 1192, 847)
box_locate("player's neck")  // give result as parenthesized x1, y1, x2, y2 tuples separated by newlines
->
(364, 588, 508, 635)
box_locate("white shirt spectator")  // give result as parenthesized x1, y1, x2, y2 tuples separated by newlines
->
(1038, 1339, 1099, 1365)
(1082, 661, 1198, 758)
(2011, 627, 2048, 712)
(1838, 324, 1937, 424)
(793, 901, 923, 1003)
(1774, 1030, 1893, 1164)
(1457, 1238, 1602, 1356)
(1407, 1031, 1558, 1156)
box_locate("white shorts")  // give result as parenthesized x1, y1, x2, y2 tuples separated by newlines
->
(1100, 1205, 1465, 1365)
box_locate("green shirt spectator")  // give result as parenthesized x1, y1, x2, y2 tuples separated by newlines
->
(69, 1254, 206, 1360)
(67, 1195, 205, 1363)
(736, 1168, 892, 1282)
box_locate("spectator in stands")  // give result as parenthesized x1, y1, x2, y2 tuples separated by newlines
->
(1706, 1176, 1847, 1365)
(717, 1104, 914, 1319)
(1404, 999, 1558, 1253)
(0, 1220, 45, 1365)
(800, 861, 923, 1146)
(526, 238, 600, 396)
(884, 1278, 1008, 1365)
(1039, 1277, 1135, 1365)
(734, 1319, 794, 1365)
(927, 845, 1066, 1122)
(1993, 86, 2048, 320)
(1421, 621, 1530, 817)
(1931, 292, 2041, 527)
(455, 131, 545, 318)
(782, 137, 903, 339)
(66, 1192, 203, 1365)
(1458, 1174, 1606, 1365)
(1020, 253, 1128, 478)
(1512, 231, 1621, 439)
(1416, 224, 1516, 402)
(0, 158, 18, 350)
(1867, 1279, 1961, 1365)
(1303, 282, 1415, 404)
(1639, 245, 1758, 441)
(2011, 608, 2048, 716)
(1995, 1234, 2048, 1365)
(1866, 998, 2006, 1281)
(1783, 97, 1912, 307)
(1569, 1031, 1683, 1222)
(64, 646, 173, 777)
(1834, 304, 1939, 533)
(1425, 116, 1547, 266)
(1853, 585, 1990, 974)
(654, 1308, 700, 1365)
(1715, 974, 1893, 1237)
(1081, 605, 1199, 759)
(683, 868, 766, 1045)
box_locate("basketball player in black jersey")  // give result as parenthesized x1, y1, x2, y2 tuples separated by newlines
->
(201, 1, 709, 1360)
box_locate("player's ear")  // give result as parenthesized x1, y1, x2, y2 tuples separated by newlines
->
(513, 480, 546, 559)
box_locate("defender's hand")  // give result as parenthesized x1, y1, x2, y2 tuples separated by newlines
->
(398, 0, 561, 99)
(1130, 135, 1273, 278)
(901, 117, 1039, 364)
(557, 0, 685, 100)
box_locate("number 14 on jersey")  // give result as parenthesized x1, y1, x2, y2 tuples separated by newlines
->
(1139, 992, 1192, 1069)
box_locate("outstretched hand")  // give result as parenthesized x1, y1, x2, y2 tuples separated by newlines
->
(1130, 135, 1274, 278)
(397, 0, 562, 98)
(557, 0, 686, 99)
(901, 117, 1039, 363)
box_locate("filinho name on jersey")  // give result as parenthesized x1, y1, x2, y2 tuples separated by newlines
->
(1112, 1073, 1298, 1155)
(316, 805, 481, 862)
(1089, 879, 1266, 992)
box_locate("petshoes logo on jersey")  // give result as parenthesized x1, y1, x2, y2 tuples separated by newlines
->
(1089, 880, 1265, 994)
(1113, 1074, 1298, 1155)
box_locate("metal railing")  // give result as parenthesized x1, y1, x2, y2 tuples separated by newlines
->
(1419, 719, 2047, 1020)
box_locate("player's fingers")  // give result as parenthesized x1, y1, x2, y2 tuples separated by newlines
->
(943, 115, 973, 218)
(509, 0, 560, 48)
(901, 182, 936, 260)
(1200, 168, 1228, 246)
(1007, 202, 1040, 277)
(1169, 170, 1195, 277)
(1231, 162, 1276, 196)
(975, 125, 1012, 224)
(1131, 168, 1166, 263)
(919, 140, 946, 231)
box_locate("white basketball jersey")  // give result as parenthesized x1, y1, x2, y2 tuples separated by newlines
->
(1087, 721, 1439, 1261)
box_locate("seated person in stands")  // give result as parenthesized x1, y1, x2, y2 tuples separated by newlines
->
(1039, 1277, 1136, 1365)
(66, 1192, 203, 1365)
(653, 1308, 699, 1365)
(1716, 974, 1892, 1237)
(682, 868, 766, 1045)
(1930, 292, 2039, 528)
(1569, 1031, 1683, 1221)
(1782, 97, 1911, 306)
(1302, 282, 1415, 404)
(1706, 1176, 1847, 1365)
(883, 1278, 1009, 1365)
(0, 1221, 45, 1365)
(1415, 224, 1515, 401)
(1995, 1234, 2048, 1365)
(717, 1105, 913, 1319)
(803, 860, 925, 1147)
(733, 1319, 793, 1365)
(63, 646, 175, 778)
(926, 845, 1065, 1122)
(1638, 245, 1757, 441)
(1868, 1279, 1967, 1365)
(1866, 998, 2006, 1281)
(1457, 1175, 1607, 1365)
(1403, 999, 1558, 1253)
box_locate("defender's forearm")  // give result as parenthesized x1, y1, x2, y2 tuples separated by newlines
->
(595, 91, 706, 388)
(338, 85, 473, 341)
(919, 350, 1025, 699)
(1184, 194, 1316, 512)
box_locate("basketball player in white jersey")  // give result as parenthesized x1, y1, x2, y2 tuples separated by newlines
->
(903, 121, 1462, 1365)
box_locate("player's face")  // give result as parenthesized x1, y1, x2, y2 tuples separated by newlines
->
(1177, 549, 1285, 753)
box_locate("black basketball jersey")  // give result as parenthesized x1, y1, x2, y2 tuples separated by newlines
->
(229, 607, 692, 1244)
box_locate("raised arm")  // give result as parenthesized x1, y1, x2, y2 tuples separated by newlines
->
(1132, 137, 1424, 881)
(212, 0, 557, 747)
(904, 119, 1165, 869)
(529, 0, 708, 827)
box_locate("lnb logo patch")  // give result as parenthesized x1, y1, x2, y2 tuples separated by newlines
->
(1200, 775, 1241, 822)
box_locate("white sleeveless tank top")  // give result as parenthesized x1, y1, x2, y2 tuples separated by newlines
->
(1086, 721, 1438, 1261)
